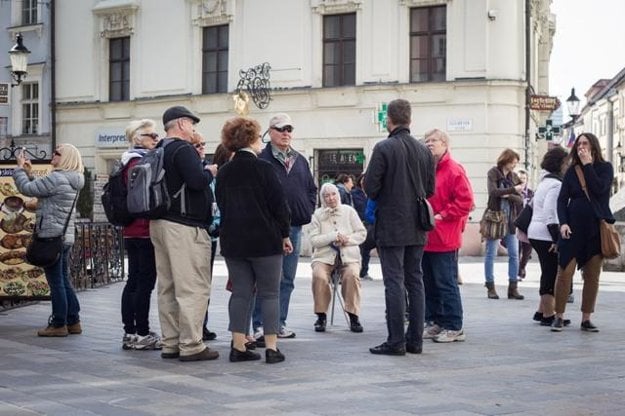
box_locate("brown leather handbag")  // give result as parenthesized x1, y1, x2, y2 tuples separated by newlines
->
(575, 166, 621, 259)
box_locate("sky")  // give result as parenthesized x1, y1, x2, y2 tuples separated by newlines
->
(549, 0, 625, 119)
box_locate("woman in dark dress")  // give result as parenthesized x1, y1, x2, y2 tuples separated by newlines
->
(552, 133, 615, 332)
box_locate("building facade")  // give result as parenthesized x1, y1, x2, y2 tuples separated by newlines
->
(54, 0, 555, 252)
(1, 0, 54, 159)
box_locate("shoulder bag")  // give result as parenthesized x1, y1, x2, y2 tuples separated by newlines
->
(26, 192, 79, 268)
(513, 173, 561, 234)
(479, 208, 506, 240)
(574, 166, 620, 259)
(400, 137, 435, 231)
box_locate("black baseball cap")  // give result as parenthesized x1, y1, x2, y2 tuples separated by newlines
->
(162, 106, 200, 126)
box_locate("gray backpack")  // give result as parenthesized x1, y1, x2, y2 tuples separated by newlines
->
(126, 139, 185, 219)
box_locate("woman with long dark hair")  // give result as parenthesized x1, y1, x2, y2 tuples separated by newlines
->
(551, 133, 615, 332)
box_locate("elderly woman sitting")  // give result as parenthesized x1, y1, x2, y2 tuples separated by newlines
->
(309, 183, 367, 333)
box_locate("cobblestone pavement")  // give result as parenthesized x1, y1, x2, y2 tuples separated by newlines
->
(1, 257, 624, 416)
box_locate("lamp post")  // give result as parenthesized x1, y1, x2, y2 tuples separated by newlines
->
(566, 87, 580, 121)
(8, 33, 31, 87)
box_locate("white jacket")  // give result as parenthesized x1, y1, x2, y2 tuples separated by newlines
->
(527, 172, 561, 242)
(309, 204, 367, 266)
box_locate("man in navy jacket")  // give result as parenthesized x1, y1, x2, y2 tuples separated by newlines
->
(253, 113, 317, 340)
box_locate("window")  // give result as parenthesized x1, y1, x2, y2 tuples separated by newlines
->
(202, 25, 229, 94)
(0, 117, 7, 138)
(410, 6, 446, 82)
(323, 13, 356, 87)
(109, 37, 130, 102)
(22, 83, 38, 135)
(21, 0, 37, 25)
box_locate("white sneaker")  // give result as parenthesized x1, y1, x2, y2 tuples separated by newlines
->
(253, 327, 264, 340)
(277, 326, 296, 339)
(134, 332, 163, 350)
(423, 324, 442, 339)
(122, 333, 137, 350)
(433, 329, 466, 343)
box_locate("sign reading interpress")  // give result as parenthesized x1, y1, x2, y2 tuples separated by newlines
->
(529, 95, 560, 112)
(96, 128, 126, 148)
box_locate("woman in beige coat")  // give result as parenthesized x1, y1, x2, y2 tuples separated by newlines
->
(309, 183, 367, 333)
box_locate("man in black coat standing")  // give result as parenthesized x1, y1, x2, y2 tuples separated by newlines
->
(365, 99, 435, 356)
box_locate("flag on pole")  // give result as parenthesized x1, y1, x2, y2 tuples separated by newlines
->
(566, 128, 576, 148)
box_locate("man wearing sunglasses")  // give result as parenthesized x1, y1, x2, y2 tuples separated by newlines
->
(253, 113, 317, 342)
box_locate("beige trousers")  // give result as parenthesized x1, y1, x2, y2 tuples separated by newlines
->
(312, 262, 361, 316)
(150, 220, 212, 356)
(554, 255, 602, 314)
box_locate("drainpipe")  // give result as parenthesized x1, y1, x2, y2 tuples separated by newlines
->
(524, 0, 531, 171)
(49, 0, 56, 154)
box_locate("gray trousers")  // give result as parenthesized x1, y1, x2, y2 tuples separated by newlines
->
(378, 245, 425, 348)
(225, 255, 282, 335)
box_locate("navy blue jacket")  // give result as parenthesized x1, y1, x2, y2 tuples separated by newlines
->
(259, 143, 317, 226)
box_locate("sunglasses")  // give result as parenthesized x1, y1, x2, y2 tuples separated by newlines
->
(141, 133, 159, 140)
(272, 125, 293, 133)
(53, 151, 62, 157)
(194, 142, 206, 149)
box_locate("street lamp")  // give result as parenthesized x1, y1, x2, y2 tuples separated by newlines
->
(8, 33, 31, 87)
(566, 87, 580, 120)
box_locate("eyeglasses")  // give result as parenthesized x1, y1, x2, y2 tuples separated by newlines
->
(272, 125, 293, 133)
(141, 133, 159, 140)
(194, 142, 206, 149)
(53, 151, 62, 157)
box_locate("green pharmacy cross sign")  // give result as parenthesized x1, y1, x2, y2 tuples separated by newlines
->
(377, 103, 387, 133)
(538, 119, 561, 141)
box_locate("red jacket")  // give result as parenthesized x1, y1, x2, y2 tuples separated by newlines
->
(425, 151, 474, 252)
(122, 157, 150, 239)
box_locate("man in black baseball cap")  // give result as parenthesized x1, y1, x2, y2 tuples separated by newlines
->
(162, 105, 200, 127)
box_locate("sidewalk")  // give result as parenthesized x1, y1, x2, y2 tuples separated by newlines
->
(1, 257, 624, 416)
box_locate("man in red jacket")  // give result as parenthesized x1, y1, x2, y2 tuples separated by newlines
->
(422, 129, 474, 343)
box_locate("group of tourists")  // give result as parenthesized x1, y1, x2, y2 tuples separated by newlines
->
(15, 98, 615, 364)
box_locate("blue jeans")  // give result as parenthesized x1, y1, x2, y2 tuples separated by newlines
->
(44, 244, 80, 327)
(484, 233, 519, 283)
(253, 225, 300, 330)
(422, 251, 463, 330)
(378, 245, 425, 348)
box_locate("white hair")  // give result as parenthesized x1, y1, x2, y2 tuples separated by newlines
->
(319, 182, 339, 208)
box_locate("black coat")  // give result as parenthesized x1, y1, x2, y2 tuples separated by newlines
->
(557, 161, 614, 268)
(216, 150, 291, 258)
(364, 127, 435, 247)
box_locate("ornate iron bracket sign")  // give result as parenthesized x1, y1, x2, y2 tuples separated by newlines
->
(0, 138, 48, 161)
(235, 62, 271, 111)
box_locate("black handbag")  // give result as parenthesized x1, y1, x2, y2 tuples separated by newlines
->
(514, 203, 533, 233)
(25, 193, 78, 268)
(400, 138, 435, 231)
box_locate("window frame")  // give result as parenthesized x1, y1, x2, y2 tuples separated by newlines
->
(202, 24, 229, 94)
(409, 5, 447, 83)
(109, 36, 130, 102)
(322, 13, 356, 88)
(21, 82, 39, 135)
(21, 0, 38, 25)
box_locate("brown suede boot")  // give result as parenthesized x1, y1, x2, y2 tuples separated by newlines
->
(485, 282, 499, 299)
(67, 322, 82, 334)
(37, 325, 69, 337)
(507, 281, 524, 300)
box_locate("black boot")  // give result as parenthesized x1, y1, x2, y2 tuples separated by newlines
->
(348, 313, 363, 333)
(314, 313, 326, 332)
(485, 282, 499, 299)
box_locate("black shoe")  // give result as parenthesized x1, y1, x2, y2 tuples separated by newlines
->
(202, 328, 217, 341)
(179, 347, 219, 361)
(245, 340, 257, 350)
(229, 347, 261, 362)
(265, 348, 285, 364)
(580, 320, 599, 332)
(406, 344, 422, 354)
(551, 317, 564, 332)
(533, 312, 544, 322)
(350, 320, 363, 333)
(161, 351, 180, 359)
(255, 335, 266, 348)
(369, 342, 406, 356)
(314, 318, 326, 332)
(540, 315, 555, 326)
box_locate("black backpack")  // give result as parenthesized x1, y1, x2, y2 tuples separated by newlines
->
(101, 161, 134, 226)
